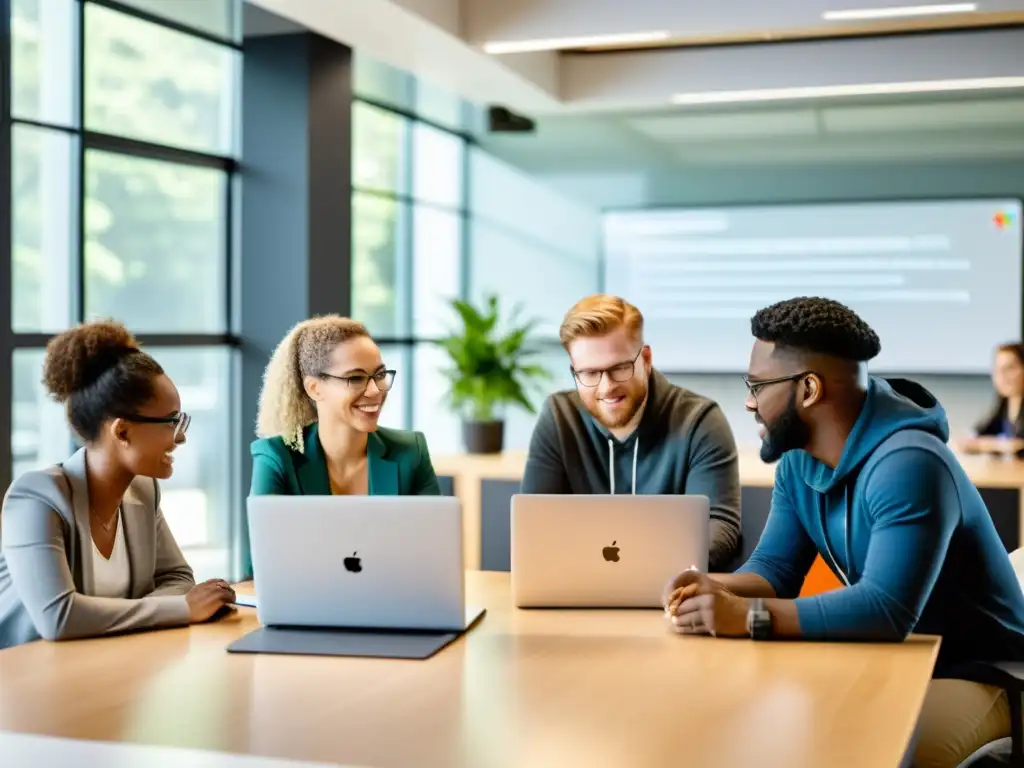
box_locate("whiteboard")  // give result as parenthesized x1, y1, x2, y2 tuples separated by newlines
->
(602, 199, 1023, 373)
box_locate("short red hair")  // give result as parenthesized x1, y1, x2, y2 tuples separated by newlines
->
(559, 294, 644, 349)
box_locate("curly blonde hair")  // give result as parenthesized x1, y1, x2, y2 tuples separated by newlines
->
(256, 315, 370, 452)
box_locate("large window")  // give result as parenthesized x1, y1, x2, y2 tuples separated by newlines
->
(83, 149, 228, 331)
(4, 0, 241, 578)
(351, 96, 467, 446)
(351, 80, 599, 455)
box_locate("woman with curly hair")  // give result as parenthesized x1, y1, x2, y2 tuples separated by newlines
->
(0, 321, 235, 649)
(249, 315, 439, 514)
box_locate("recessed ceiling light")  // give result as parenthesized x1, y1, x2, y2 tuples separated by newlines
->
(670, 77, 1024, 105)
(823, 3, 978, 21)
(482, 31, 670, 55)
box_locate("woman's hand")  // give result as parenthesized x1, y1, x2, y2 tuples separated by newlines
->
(186, 579, 236, 623)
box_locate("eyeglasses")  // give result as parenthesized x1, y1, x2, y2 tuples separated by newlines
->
(122, 412, 191, 440)
(742, 372, 812, 402)
(572, 348, 644, 388)
(321, 369, 396, 393)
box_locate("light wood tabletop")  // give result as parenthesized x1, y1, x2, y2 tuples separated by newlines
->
(432, 448, 1024, 490)
(0, 572, 939, 768)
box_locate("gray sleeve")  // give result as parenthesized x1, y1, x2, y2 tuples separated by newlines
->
(521, 397, 570, 494)
(1, 478, 191, 641)
(684, 404, 741, 571)
(147, 479, 196, 597)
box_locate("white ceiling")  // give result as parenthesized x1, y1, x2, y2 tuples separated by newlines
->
(462, 0, 1024, 49)
(246, 0, 1024, 114)
(241, 2, 1024, 211)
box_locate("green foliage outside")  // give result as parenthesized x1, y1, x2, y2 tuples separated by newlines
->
(9, 1, 236, 505)
(437, 295, 550, 423)
(351, 103, 404, 336)
(11, 0, 231, 379)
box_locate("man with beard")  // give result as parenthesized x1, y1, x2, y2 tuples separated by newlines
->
(521, 294, 741, 570)
(663, 296, 1024, 768)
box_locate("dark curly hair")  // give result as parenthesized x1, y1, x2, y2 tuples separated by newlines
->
(751, 297, 881, 362)
(43, 320, 165, 442)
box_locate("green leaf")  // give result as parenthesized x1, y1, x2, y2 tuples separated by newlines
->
(436, 294, 552, 419)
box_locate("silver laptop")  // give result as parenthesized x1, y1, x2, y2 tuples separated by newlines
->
(247, 495, 479, 631)
(510, 494, 710, 608)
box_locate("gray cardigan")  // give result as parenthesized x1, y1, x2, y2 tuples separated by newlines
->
(0, 448, 195, 649)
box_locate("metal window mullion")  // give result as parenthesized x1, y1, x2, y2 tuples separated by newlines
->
(82, 130, 235, 171)
(355, 95, 473, 144)
(0, 0, 16, 490)
(459, 135, 470, 302)
(74, 0, 85, 326)
(401, 112, 415, 430)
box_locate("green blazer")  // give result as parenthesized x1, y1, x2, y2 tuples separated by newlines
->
(249, 423, 441, 497)
(245, 424, 441, 578)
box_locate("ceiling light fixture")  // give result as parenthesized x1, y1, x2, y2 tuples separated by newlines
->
(670, 76, 1024, 105)
(482, 31, 670, 55)
(823, 3, 978, 21)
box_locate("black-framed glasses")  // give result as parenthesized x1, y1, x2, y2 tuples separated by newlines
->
(321, 369, 396, 393)
(122, 412, 191, 440)
(572, 348, 644, 388)
(742, 372, 813, 401)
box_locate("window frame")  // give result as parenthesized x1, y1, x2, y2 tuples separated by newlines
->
(0, 1, 241, 557)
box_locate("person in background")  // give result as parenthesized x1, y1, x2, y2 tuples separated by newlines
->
(960, 342, 1024, 457)
(662, 297, 1024, 768)
(521, 294, 741, 571)
(248, 316, 440, 573)
(0, 321, 235, 649)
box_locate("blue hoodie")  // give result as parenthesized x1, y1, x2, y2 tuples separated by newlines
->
(738, 377, 1024, 674)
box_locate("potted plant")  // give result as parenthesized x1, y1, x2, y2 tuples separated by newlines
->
(438, 294, 550, 454)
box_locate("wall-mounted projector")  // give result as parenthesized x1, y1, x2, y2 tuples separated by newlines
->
(488, 106, 535, 133)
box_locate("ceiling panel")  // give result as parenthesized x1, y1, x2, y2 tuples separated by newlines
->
(626, 109, 819, 142)
(821, 98, 1024, 133)
(478, 92, 1024, 176)
(673, 134, 1024, 165)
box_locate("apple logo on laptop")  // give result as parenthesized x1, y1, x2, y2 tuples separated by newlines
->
(343, 551, 362, 573)
(602, 541, 620, 562)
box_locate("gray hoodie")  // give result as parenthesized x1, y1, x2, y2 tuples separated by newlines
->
(521, 371, 741, 570)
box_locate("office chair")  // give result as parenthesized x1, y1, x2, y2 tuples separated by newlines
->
(955, 547, 1024, 767)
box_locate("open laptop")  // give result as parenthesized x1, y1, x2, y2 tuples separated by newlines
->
(247, 495, 482, 632)
(510, 494, 710, 608)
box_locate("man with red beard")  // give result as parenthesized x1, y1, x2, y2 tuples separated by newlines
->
(521, 294, 741, 570)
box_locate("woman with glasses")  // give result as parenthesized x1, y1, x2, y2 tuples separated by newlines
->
(248, 316, 440, 571)
(0, 321, 235, 649)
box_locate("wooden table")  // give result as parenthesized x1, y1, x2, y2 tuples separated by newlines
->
(433, 449, 1024, 589)
(0, 573, 939, 768)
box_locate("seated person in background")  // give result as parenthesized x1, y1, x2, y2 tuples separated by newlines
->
(960, 342, 1024, 457)
(0, 321, 235, 649)
(249, 317, 440, 562)
(663, 297, 1024, 768)
(521, 294, 741, 571)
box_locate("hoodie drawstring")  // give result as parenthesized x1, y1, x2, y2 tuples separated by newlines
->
(608, 438, 639, 495)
